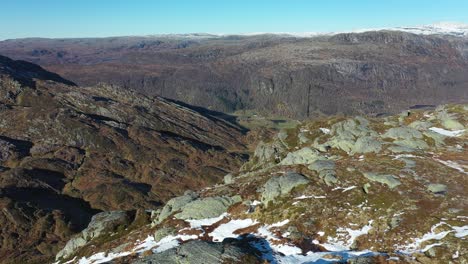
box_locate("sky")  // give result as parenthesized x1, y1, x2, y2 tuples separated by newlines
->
(1, 0, 468, 40)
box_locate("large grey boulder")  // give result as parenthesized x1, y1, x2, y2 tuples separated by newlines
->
(387, 145, 417, 153)
(423, 131, 446, 147)
(408, 120, 432, 130)
(133, 240, 254, 264)
(260, 172, 310, 204)
(441, 119, 464, 130)
(353, 136, 382, 153)
(383, 127, 423, 139)
(427, 184, 448, 194)
(308, 160, 336, 172)
(56, 211, 132, 260)
(154, 227, 177, 242)
(279, 147, 322, 165)
(383, 127, 429, 151)
(174, 196, 242, 220)
(435, 107, 464, 130)
(363, 172, 401, 189)
(392, 139, 428, 150)
(308, 160, 338, 186)
(156, 191, 198, 223)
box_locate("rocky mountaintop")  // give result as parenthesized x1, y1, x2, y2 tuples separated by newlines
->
(0, 31, 467, 118)
(0, 56, 248, 263)
(53, 103, 467, 263)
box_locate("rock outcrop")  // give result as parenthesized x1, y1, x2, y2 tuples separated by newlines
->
(56, 211, 133, 260)
(260, 172, 310, 204)
(134, 240, 258, 264)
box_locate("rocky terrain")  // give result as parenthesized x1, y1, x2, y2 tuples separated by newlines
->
(51, 102, 467, 263)
(0, 55, 248, 263)
(1, 30, 467, 264)
(0, 31, 467, 118)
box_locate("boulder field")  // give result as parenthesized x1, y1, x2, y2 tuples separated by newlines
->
(55, 104, 467, 263)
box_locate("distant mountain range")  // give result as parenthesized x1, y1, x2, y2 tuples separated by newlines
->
(0, 23, 467, 119)
(215, 22, 468, 38)
(83, 21, 468, 39)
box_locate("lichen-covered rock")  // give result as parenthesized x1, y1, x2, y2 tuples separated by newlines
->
(323, 117, 381, 154)
(133, 240, 255, 264)
(308, 160, 338, 186)
(175, 196, 242, 220)
(387, 145, 417, 153)
(157, 191, 198, 223)
(435, 107, 465, 130)
(409, 120, 432, 130)
(392, 138, 429, 150)
(298, 132, 311, 144)
(308, 160, 336, 172)
(383, 126, 429, 151)
(279, 147, 322, 165)
(224, 173, 234, 184)
(252, 139, 286, 166)
(363, 172, 401, 189)
(383, 127, 423, 139)
(423, 131, 446, 147)
(154, 227, 176, 242)
(56, 211, 132, 260)
(427, 184, 448, 194)
(260, 172, 310, 204)
(353, 136, 382, 153)
(441, 119, 464, 130)
(322, 170, 339, 186)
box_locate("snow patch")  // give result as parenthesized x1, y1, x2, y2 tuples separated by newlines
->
(332, 186, 357, 192)
(209, 218, 258, 242)
(452, 225, 468, 238)
(294, 195, 326, 199)
(398, 222, 451, 253)
(322, 221, 374, 251)
(429, 127, 465, 137)
(185, 213, 227, 229)
(434, 159, 467, 174)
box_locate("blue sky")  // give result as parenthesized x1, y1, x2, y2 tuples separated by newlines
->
(1, 0, 468, 40)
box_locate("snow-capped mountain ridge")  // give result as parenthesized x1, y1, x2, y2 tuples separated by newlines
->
(148, 22, 468, 39)
(395, 21, 468, 36)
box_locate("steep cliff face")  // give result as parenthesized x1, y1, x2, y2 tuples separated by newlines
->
(0, 56, 247, 263)
(1, 31, 467, 118)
